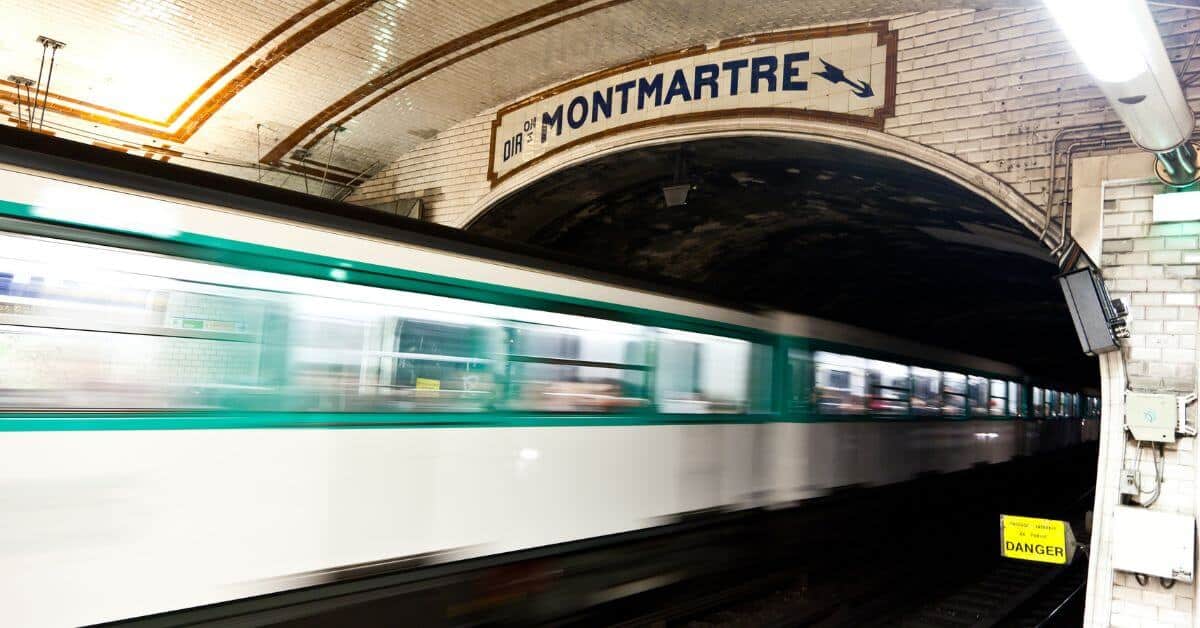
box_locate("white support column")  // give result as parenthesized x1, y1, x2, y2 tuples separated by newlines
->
(1075, 153, 1199, 627)
(1086, 350, 1128, 626)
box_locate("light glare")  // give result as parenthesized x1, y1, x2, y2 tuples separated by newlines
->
(1153, 190, 1200, 223)
(31, 185, 181, 238)
(1043, 0, 1149, 83)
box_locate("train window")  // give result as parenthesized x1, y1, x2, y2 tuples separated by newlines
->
(1046, 390, 1060, 417)
(867, 360, 909, 416)
(0, 231, 786, 418)
(911, 367, 942, 416)
(942, 372, 966, 416)
(967, 375, 989, 416)
(386, 318, 497, 411)
(814, 352, 866, 415)
(0, 244, 271, 411)
(505, 322, 649, 412)
(1007, 382, 1022, 416)
(787, 348, 810, 413)
(655, 329, 752, 414)
(989, 380, 1007, 416)
(1032, 387, 1044, 418)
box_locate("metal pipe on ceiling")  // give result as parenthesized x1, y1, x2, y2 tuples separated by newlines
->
(1039, 121, 1128, 246)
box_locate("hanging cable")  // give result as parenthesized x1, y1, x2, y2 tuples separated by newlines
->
(32, 114, 348, 193)
(1131, 441, 1165, 508)
(31, 43, 47, 128)
(292, 149, 312, 194)
(24, 82, 35, 127)
(14, 82, 25, 127)
(320, 125, 344, 198)
(255, 123, 264, 183)
(10, 77, 36, 128)
(35, 38, 65, 131)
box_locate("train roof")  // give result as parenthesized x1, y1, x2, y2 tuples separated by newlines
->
(0, 127, 1043, 382)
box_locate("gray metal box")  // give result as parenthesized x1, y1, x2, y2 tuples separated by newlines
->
(1126, 393, 1178, 443)
(1111, 506, 1195, 582)
(1058, 268, 1120, 355)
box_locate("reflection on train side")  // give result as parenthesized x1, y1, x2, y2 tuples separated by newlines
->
(812, 351, 1099, 419)
(0, 234, 760, 415)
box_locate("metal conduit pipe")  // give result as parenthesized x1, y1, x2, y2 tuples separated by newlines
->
(1039, 122, 1129, 245)
(1054, 137, 1130, 255)
(1044, 120, 1200, 257)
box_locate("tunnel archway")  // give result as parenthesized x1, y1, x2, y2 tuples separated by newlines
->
(468, 132, 1095, 388)
(468, 119, 1049, 243)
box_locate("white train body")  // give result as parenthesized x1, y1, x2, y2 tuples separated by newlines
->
(0, 165, 1097, 626)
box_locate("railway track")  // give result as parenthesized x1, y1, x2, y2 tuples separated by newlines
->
(601, 476, 1097, 628)
(636, 548, 1089, 628)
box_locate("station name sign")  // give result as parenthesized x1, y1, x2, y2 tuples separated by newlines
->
(487, 22, 897, 185)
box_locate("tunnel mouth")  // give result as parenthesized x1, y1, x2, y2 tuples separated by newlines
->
(469, 135, 1096, 388)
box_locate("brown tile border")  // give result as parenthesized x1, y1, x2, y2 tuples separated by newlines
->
(166, 0, 337, 125)
(91, 141, 130, 153)
(263, 0, 632, 165)
(0, 85, 174, 139)
(177, 0, 380, 140)
(0, 0, 360, 144)
(1, 0, 627, 169)
(0, 78, 164, 126)
(487, 21, 898, 187)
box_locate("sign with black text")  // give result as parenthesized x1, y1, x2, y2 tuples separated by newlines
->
(488, 23, 897, 185)
(1000, 515, 1078, 565)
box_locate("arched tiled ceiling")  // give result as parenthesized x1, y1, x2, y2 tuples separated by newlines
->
(0, 0, 1034, 193)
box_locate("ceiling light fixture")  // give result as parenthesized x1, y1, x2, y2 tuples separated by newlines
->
(662, 147, 692, 207)
(1042, 0, 1197, 185)
(1042, 0, 1148, 83)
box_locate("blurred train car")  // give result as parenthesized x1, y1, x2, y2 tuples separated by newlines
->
(0, 155, 1098, 626)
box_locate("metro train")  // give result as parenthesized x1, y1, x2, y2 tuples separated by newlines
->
(0, 156, 1099, 626)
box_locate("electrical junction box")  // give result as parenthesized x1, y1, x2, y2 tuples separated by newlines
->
(1119, 469, 1138, 496)
(1111, 506, 1195, 582)
(1125, 392, 1178, 443)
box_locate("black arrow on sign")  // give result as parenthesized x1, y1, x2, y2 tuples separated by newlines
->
(813, 58, 874, 99)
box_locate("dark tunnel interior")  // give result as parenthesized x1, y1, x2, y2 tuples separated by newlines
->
(470, 136, 1097, 388)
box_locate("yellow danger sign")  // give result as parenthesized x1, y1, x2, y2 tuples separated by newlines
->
(1000, 515, 1077, 564)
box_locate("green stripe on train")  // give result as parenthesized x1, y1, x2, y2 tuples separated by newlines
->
(0, 412, 772, 431)
(0, 198, 772, 343)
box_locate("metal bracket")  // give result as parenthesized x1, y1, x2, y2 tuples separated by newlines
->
(1155, 142, 1200, 188)
(1178, 393, 1197, 436)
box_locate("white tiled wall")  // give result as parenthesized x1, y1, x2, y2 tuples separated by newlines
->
(1098, 176, 1198, 628)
